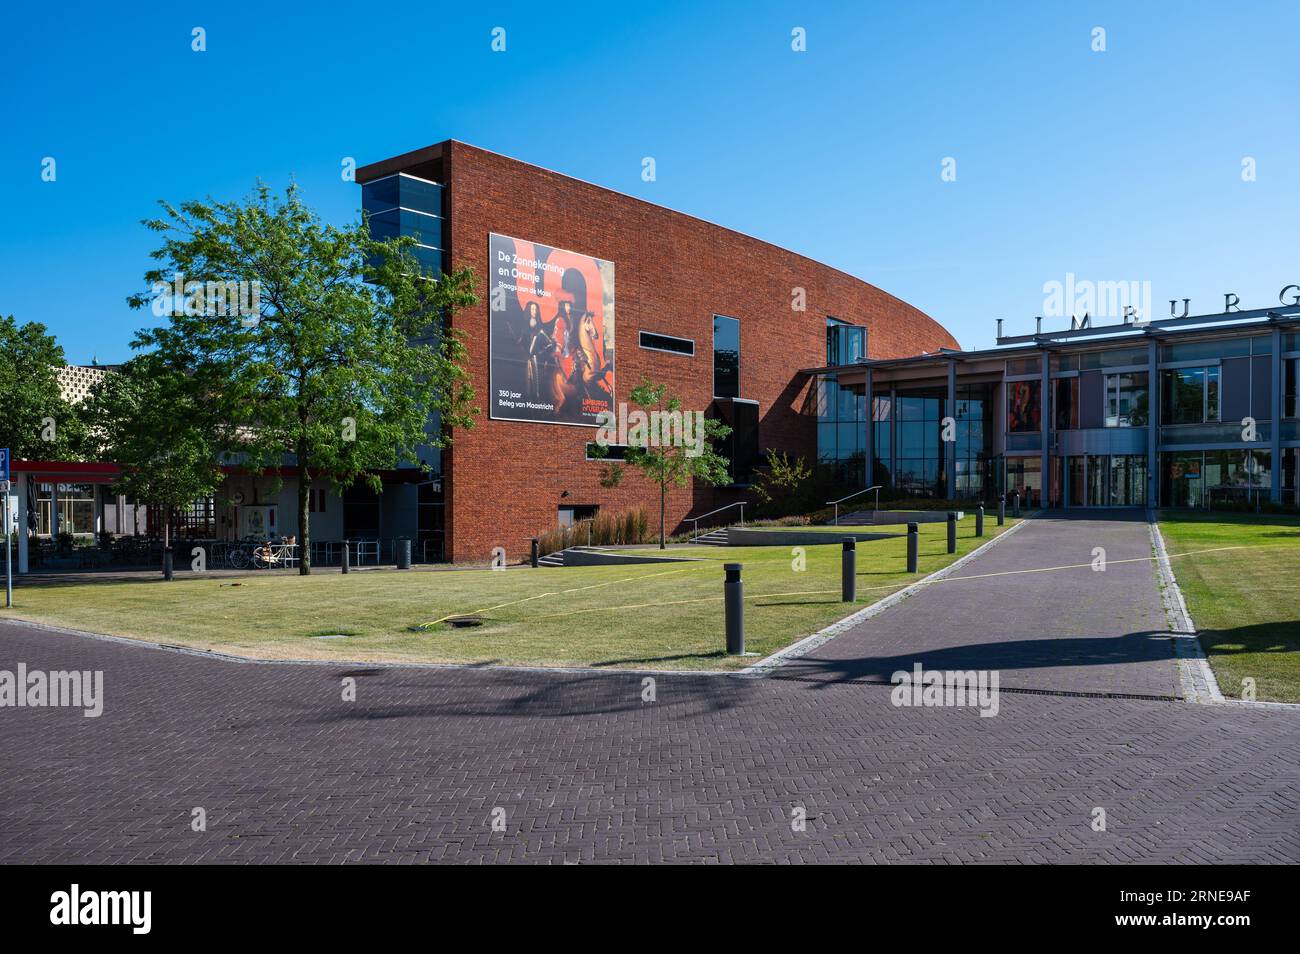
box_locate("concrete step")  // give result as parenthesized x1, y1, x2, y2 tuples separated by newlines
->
(689, 529, 731, 545)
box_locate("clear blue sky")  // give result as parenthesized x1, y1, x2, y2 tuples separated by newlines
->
(2, 0, 1296, 364)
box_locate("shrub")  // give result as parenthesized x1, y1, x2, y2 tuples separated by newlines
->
(533, 506, 651, 557)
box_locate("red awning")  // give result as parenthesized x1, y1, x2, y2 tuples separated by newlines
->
(12, 460, 123, 483)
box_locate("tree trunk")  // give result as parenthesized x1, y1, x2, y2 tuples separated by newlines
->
(298, 450, 312, 576)
(659, 482, 666, 549)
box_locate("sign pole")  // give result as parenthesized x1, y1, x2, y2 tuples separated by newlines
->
(4, 492, 11, 608)
(0, 447, 10, 607)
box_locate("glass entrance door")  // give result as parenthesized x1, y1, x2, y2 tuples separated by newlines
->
(1066, 454, 1149, 508)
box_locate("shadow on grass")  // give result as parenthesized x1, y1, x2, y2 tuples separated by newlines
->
(752, 598, 841, 607)
(1198, 619, 1300, 654)
(590, 650, 728, 667)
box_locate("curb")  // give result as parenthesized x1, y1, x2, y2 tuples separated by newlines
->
(1148, 514, 1226, 705)
(737, 515, 1037, 677)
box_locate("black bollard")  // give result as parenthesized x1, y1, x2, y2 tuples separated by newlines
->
(530, 537, 539, 568)
(906, 522, 919, 573)
(396, 538, 411, 569)
(341, 540, 350, 574)
(162, 547, 173, 581)
(998, 496, 1006, 526)
(724, 563, 744, 655)
(841, 537, 856, 602)
(1013, 491, 1021, 518)
(976, 504, 985, 537)
(946, 511, 957, 554)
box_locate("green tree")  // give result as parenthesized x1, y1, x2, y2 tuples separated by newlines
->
(125, 183, 478, 573)
(0, 315, 89, 460)
(82, 354, 225, 548)
(752, 449, 812, 515)
(597, 379, 732, 548)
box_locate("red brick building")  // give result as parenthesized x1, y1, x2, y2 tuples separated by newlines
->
(357, 141, 957, 562)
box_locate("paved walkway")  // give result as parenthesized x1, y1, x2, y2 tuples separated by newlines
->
(1, 516, 1297, 864)
(777, 513, 1181, 698)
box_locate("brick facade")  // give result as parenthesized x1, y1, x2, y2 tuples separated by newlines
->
(366, 141, 958, 562)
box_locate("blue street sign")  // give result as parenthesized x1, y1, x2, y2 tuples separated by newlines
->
(0, 447, 8, 482)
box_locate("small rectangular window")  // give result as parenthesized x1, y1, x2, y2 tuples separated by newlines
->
(586, 443, 629, 461)
(638, 331, 694, 356)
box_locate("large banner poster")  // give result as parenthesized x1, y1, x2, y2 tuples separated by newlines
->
(489, 233, 615, 426)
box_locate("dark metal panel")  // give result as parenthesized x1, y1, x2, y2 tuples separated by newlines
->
(1079, 371, 1104, 429)
(1252, 354, 1272, 421)
(1220, 356, 1252, 423)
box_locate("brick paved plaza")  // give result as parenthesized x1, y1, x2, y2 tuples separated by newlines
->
(1, 517, 1297, 863)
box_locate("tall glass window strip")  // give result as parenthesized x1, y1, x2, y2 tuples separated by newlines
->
(816, 373, 866, 486)
(954, 383, 994, 500)
(894, 389, 945, 497)
(713, 315, 740, 399)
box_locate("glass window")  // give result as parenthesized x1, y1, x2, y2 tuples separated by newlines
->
(360, 175, 401, 214)
(36, 482, 95, 536)
(1068, 456, 1085, 506)
(1007, 380, 1041, 433)
(1054, 377, 1079, 430)
(1005, 457, 1042, 507)
(1162, 453, 1204, 508)
(1104, 372, 1148, 427)
(639, 331, 694, 356)
(817, 422, 837, 462)
(1087, 455, 1108, 506)
(826, 319, 865, 365)
(395, 175, 444, 215)
(838, 381, 864, 421)
(816, 374, 836, 422)
(1081, 347, 1149, 370)
(713, 315, 740, 398)
(1006, 357, 1041, 376)
(1283, 448, 1299, 505)
(1161, 367, 1219, 424)
(1109, 455, 1147, 507)
(1160, 338, 1249, 362)
(364, 208, 443, 248)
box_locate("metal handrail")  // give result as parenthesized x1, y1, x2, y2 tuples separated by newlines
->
(688, 501, 746, 542)
(826, 485, 882, 526)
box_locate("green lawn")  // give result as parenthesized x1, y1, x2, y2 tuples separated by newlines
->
(1, 520, 1016, 671)
(1158, 512, 1300, 703)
